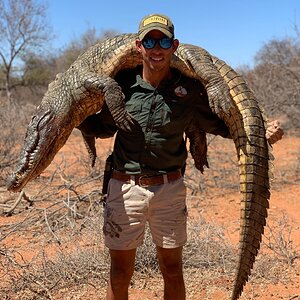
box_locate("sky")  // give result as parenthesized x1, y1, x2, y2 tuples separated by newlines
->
(47, 0, 300, 68)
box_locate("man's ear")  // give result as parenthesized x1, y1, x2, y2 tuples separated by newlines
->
(172, 39, 179, 52)
(136, 39, 142, 53)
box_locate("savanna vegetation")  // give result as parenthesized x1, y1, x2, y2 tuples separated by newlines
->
(0, 1, 299, 299)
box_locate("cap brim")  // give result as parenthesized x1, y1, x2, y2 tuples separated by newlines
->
(138, 27, 173, 40)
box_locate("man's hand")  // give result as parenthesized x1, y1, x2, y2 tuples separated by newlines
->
(266, 120, 284, 144)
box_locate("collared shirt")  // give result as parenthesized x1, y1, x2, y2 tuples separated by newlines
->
(107, 67, 230, 174)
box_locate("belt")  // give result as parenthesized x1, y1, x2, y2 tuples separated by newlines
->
(111, 170, 182, 187)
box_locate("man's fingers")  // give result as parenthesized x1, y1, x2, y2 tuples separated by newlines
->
(267, 128, 284, 144)
(265, 120, 284, 144)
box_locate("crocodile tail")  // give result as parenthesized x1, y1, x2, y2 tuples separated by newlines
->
(211, 56, 274, 300)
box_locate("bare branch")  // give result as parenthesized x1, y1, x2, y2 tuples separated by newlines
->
(0, 0, 52, 102)
(4, 190, 31, 216)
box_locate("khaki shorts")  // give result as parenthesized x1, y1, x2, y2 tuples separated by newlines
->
(103, 177, 187, 250)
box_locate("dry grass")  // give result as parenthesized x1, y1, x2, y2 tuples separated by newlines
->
(0, 103, 299, 299)
(0, 207, 298, 299)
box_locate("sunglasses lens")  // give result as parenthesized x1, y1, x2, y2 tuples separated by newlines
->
(159, 37, 173, 49)
(142, 37, 173, 49)
(142, 38, 156, 49)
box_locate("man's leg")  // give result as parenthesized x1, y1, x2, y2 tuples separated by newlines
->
(106, 248, 136, 300)
(156, 246, 185, 300)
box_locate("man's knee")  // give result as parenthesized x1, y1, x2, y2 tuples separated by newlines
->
(160, 260, 183, 279)
(157, 247, 183, 279)
(110, 263, 134, 281)
(109, 249, 136, 283)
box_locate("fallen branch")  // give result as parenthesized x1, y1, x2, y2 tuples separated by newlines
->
(4, 190, 32, 216)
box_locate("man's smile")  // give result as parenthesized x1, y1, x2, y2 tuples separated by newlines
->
(150, 56, 163, 62)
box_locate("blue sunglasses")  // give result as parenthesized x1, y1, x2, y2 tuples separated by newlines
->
(141, 37, 174, 49)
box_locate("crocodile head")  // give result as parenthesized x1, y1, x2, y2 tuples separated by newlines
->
(6, 105, 73, 192)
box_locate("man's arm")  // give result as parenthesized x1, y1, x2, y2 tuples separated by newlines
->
(201, 113, 284, 145)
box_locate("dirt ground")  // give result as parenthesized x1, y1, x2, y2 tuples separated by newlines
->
(0, 133, 299, 300)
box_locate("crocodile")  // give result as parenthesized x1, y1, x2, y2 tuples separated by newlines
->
(6, 33, 273, 300)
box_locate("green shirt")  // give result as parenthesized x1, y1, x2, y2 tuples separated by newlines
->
(109, 67, 230, 174)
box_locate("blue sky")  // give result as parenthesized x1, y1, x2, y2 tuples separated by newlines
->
(47, 0, 300, 68)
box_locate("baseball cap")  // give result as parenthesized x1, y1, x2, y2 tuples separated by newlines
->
(138, 14, 174, 40)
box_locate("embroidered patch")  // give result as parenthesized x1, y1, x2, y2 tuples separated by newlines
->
(174, 86, 187, 97)
(143, 16, 168, 26)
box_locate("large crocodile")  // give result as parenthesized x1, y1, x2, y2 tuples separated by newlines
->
(6, 33, 272, 300)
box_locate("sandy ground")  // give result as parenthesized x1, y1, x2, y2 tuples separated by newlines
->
(0, 133, 299, 299)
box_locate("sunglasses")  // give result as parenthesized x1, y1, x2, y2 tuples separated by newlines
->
(141, 37, 174, 49)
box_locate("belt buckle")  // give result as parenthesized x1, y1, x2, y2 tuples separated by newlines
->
(138, 175, 149, 187)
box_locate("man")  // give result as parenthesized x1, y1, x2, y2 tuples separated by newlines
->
(80, 13, 283, 300)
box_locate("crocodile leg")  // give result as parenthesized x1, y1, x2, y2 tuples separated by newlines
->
(81, 72, 134, 131)
(175, 43, 233, 115)
(185, 120, 209, 173)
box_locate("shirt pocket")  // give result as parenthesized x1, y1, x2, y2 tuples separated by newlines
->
(125, 102, 142, 118)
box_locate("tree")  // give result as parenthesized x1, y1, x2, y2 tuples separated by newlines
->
(0, 0, 51, 102)
(2, 28, 119, 106)
(55, 27, 119, 74)
(241, 36, 300, 134)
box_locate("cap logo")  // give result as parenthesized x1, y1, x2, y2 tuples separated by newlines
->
(143, 15, 168, 27)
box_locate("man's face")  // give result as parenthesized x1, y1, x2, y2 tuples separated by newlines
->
(136, 30, 178, 73)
